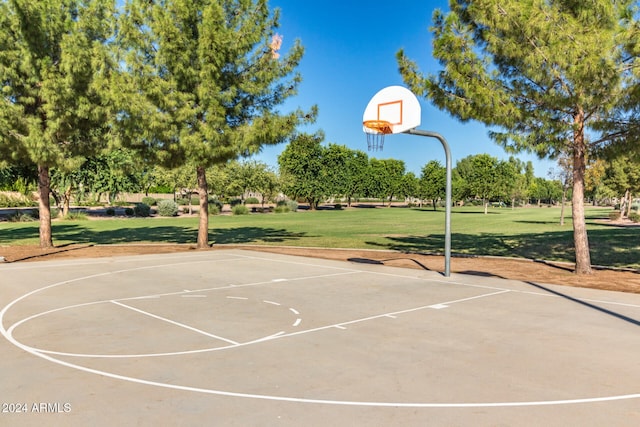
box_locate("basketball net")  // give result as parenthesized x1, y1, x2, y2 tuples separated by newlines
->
(363, 120, 392, 152)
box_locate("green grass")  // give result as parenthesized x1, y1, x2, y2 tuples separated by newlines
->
(0, 205, 638, 268)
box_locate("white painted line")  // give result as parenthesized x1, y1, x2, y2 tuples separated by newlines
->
(227, 296, 248, 300)
(263, 300, 281, 306)
(272, 278, 288, 282)
(5, 334, 640, 408)
(181, 295, 206, 298)
(110, 301, 239, 345)
(429, 304, 449, 309)
(293, 318, 302, 327)
(334, 325, 347, 330)
(289, 308, 300, 315)
(385, 314, 397, 319)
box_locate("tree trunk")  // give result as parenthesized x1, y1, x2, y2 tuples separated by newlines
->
(63, 184, 72, 217)
(37, 165, 54, 248)
(483, 199, 488, 214)
(572, 110, 592, 274)
(560, 187, 567, 226)
(196, 166, 209, 248)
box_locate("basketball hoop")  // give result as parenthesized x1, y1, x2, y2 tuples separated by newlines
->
(363, 120, 392, 151)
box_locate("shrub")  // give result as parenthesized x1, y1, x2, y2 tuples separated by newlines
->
(629, 212, 640, 223)
(287, 200, 298, 212)
(208, 198, 223, 211)
(142, 196, 157, 206)
(229, 198, 243, 207)
(63, 211, 88, 220)
(157, 199, 179, 217)
(245, 197, 260, 204)
(0, 193, 37, 208)
(334, 203, 343, 210)
(134, 203, 151, 217)
(231, 204, 249, 215)
(105, 207, 116, 216)
(208, 205, 220, 215)
(124, 207, 134, 216)
(274, 205, 289, 213)
(7, 212, 36, 222)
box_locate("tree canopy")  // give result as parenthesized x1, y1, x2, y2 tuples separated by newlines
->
(116, 0, 315, 247)
(398, 0, 640, 273)
(0, 0, 116, 247)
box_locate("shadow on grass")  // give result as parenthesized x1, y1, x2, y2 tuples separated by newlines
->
(365, 227, 640, 270)
(0, 223, 307, 246)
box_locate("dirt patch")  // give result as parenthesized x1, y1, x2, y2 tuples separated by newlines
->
(1, 243, 638, 294)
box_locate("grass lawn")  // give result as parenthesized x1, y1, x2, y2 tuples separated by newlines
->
(0, 205, 637, 268)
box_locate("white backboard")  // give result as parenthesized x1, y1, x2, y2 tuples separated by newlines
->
(362, 86, 421, 134)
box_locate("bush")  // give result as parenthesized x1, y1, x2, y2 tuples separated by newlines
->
(229, 198, 243, 207)
(141, 196, 157, 206)
(157, 199, 179, 217)
(124, 207, 134, 216)
(629, 212, 640, 223)
(231, 204, 249, 215)
(208, 198, 223, 211)
(63, 211, 88, 220)
(134, 203, 151, 217)
(334, 203, 343, 210)
(7, 211, 36, 222)
(105, 207, 116, 216)
(287, 200, 298, 212)
(274, 205, 289, 213)
(245, 197, 260, 204)
(0, 193, 37, 208)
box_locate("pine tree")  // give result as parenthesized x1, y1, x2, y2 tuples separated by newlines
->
(0, 0, 116, 247)
(398, 0, 640, 274)
(117, 0, 315, 247)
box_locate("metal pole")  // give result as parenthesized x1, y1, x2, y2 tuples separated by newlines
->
(405, 129, 452, 277)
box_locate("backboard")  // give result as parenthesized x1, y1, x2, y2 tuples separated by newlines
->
(362, 86, 421, 134)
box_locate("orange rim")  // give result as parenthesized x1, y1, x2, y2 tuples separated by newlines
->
(363, 120, 393, 134)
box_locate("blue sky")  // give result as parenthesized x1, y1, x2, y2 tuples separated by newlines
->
(253, 0, 557, 177)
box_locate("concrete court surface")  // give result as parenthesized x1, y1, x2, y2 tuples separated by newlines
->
(1, 248, 639, 426)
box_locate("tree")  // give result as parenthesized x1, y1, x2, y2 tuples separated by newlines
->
(494, 159, 519, 207)
(342, 149, 369, 207)
(467, 154, 500, 214)
(549, 154, 573, 225)
(398, 0, 640, 274)
(278, 132, 327, 209)
(118, 0, 315, 247)
(603, 155, 640, 217)
(584, 158, 607, 205)
(419, 160, 446, 210)
(80, 149, 142, 205)
(400, 172, 420, 205)
(365, 158, 405, 206)
(0, 0, 116, 247)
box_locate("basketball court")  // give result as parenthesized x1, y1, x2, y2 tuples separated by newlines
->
(2, 249, 639, 426)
